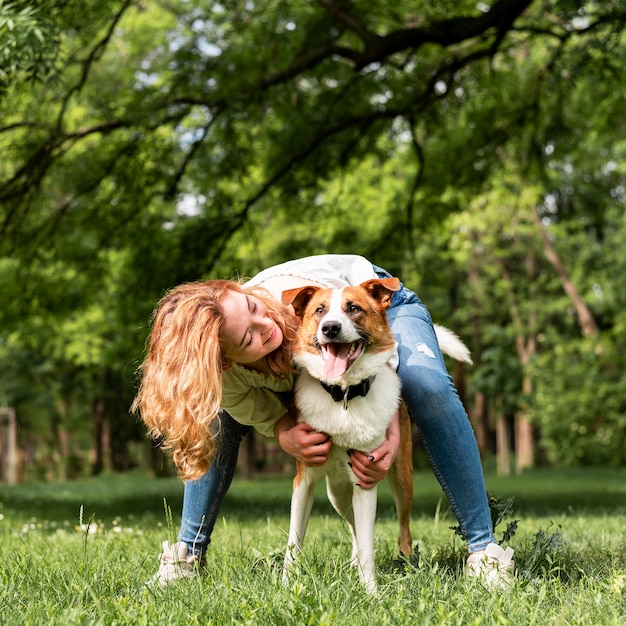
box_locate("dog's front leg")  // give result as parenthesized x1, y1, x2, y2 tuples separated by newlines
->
(283, 464, 317, 586)
(352, 485, 379, 594)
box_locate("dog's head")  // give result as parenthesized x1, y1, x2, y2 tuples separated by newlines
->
(282, 278, 401, 384)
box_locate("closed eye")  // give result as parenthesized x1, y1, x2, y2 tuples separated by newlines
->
(240, 296, 258, 347)
(247, 300, 258, 345)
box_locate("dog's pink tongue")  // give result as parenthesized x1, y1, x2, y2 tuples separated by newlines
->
(323, 343, 352, 378)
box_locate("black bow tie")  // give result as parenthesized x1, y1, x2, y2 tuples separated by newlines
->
(319, 376, 376, 409)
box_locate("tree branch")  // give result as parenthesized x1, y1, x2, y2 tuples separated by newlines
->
(316, 0, 535, 70)
(316, 0, 380, 46)
(57, 0, 135, 127)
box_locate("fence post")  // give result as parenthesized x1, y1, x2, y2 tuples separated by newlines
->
(1, 407, 18, 484)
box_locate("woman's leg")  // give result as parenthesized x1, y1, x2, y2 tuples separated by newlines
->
(178, 411, 252, 556)
(384, 289, 495, 552)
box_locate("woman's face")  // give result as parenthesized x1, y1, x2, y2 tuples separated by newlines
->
(220, 290, 284, 366)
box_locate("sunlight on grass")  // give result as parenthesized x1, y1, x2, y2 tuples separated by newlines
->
(0, 469, 625, 625)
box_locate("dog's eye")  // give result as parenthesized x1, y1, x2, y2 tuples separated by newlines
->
(348, 303, 362, 313)
(315, 305, 326, 316)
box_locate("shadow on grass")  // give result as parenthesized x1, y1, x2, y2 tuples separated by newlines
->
(0, 471, 185, 523)
(483, 467, 626, 516)
(0, 467, 624, 524)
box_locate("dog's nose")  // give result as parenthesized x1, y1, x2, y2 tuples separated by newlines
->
(321, 321, 341, 339)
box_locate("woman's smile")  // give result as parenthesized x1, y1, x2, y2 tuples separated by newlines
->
(220, 290, 284, 366)
(263, 326, 276, 344)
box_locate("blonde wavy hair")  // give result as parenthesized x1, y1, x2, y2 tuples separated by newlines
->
(131, 279, 299, 480)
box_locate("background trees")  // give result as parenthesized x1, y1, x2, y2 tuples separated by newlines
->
(1, 0, 624, 480)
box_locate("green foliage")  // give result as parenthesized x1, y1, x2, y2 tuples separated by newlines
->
(0, 0, 59, 92)
(489, 493, 520, 544)
(0, 0, 624, 471)
(529, 334, 626, 466)
(451, 492, 519, 545)
(518, 523, 567, 580)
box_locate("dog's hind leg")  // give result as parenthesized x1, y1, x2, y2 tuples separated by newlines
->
(283, 463, 317, 585)
(388, 402, 413, 556)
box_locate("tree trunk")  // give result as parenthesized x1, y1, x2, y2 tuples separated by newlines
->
(470, 391, 489, 454)
(515, 411, 534, 473)
(101, 415, 112, 472)
(92, 395, 106, 475)
(514, 316, 536, 472)
(112, 372, 130, 471)
(52, 397, 71, 481)
(514, 363, 535, 473)
(499, 261, 537, 472)
(466, 259, 490, 455)
(495, 402, 511, 476)
(1, 407, 18, 485)
(532, 207, 599, 336)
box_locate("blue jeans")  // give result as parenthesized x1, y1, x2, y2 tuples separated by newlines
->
(178, 412, 252, 555)
(378, 268, 495, 552)
(179, 271, 495, 555)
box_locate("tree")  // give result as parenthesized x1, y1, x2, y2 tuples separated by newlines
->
(4, 1, 624, 271)
(0, 0, 624, 476)
(0, 0, 60, 94)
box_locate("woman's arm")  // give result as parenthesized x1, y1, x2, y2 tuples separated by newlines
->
(274, 409, 333, 466)
(348, 407, 401, 489)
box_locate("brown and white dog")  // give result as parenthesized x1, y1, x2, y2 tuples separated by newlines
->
(281, 277, 471, 593)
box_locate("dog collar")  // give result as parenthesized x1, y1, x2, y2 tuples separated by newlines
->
(320, 376, 376, 409)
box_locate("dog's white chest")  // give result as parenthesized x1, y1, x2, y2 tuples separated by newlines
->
(295, 366, 401, 452)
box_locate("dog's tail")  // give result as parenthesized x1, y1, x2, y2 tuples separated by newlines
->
(434, 324, 473, 365)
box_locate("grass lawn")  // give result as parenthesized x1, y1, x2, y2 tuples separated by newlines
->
(0, 467, 625, 625)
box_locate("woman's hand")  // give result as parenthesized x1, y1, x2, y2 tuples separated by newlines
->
(348, 408, 401, 489)
(274, 412, 333, 466)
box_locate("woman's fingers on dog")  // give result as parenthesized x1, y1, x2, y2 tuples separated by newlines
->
(298, 422, 332, 445)
(277, 420, 331, 462)
(304, 433, 332, 452)
(366, 439, 397, 466)
(301, 437, 332, 465)
(302, 445, 331, 465)
(349, 450, 389, 484)
(294, 421, 317, 437)
(356, 480, 377, 490)
(368, 449, 393, 473)
(353, 465, 379, 489)
(304, 455, 330, 467)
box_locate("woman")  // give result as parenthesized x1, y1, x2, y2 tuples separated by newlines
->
(132, 254, 514, 588)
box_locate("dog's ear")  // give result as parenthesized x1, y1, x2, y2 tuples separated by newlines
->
(360, 277, 401, 309)
(281, 286, 320, 319)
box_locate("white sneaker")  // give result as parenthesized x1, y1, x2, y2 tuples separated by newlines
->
(146, 540, 204, 587)
(466, 543, 515, 589)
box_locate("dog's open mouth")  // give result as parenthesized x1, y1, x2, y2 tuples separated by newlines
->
(320, 340, 364, 378)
